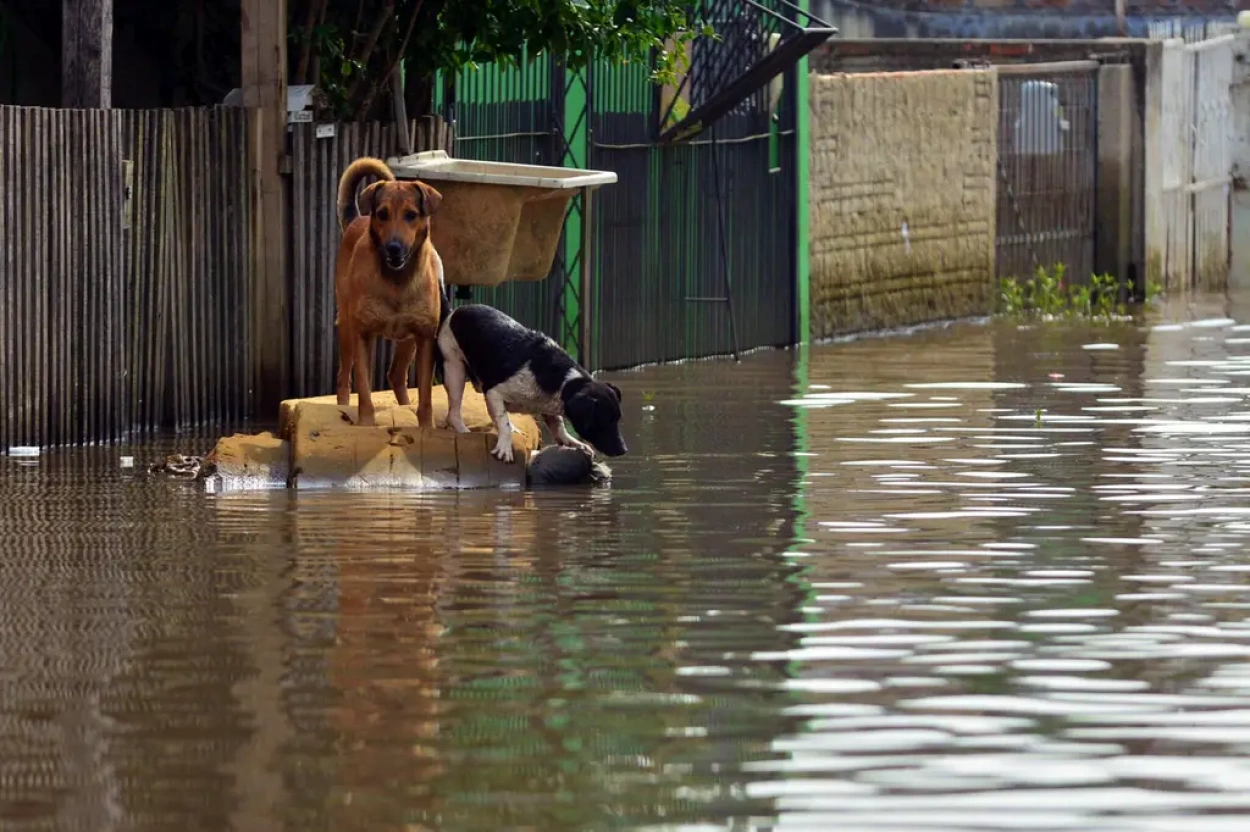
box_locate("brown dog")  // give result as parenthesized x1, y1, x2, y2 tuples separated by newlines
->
(334, 157, 444, 428)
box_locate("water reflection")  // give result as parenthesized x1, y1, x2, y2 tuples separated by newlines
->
(0, 356, 805, 831)
(14, 297, 1250, 828)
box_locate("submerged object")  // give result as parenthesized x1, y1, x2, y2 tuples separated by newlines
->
(527, 445, 612, 486)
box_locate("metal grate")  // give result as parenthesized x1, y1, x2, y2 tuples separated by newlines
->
(994, 63, 1099, 285)
(658, 0, 834, 143)
(590, 58, 798, 370)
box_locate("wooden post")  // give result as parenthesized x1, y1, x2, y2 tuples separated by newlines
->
(62, 0, 113, 107)
(1115, 0, 1127, 38)
(391, 68, 413, 156)
(241, 0, 289, 414)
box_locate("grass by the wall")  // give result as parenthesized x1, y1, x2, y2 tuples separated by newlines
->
(998, 264, 1163, 321)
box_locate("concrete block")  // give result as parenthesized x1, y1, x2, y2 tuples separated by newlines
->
(420, 428, 462, 489)
(205, 387, 620, 491)
(204, 431, 290, 489)
(277, 386, 541, 447)
(279, 386, 538, 489)
(456, 432, 495, 489)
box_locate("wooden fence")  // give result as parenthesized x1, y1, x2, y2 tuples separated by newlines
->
(0, 105, 253, 448)
(288, 116, 452, 397)
(0, 104, 457, 448)
(1146, 32, 1236, 290)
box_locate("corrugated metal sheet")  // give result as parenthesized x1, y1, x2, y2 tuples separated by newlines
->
(125, 107, 255, 434)
(588, 62, 798, 370)
(447, 55, 799, 371)
(288, 117, 453, 398)
(1, 105, 129, 446)
(0, 105, 253, 449)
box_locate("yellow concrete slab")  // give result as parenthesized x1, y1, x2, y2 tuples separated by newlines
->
(204, 431, 290, 489)
(279, 387, 538, 489)
(278, 386, 541, 448)
(208, 387, 543, 491)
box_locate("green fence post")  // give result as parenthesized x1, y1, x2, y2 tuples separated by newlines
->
(795, 2, 812, 346)
(561, 65, 589, 361)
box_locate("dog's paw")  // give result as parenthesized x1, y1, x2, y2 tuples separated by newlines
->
(491, 439, 515, 463)
(560, 437, 594, 456)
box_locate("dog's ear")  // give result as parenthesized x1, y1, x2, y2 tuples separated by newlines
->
(565, 388, 594, 424)
(358, 180, 387, 216)
(415, 181, 443, 217)
(606, 382, 622, 402)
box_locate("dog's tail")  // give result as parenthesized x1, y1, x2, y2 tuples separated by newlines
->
(336, 157, 395, 231)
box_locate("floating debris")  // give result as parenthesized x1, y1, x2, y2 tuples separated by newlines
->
(147, 454, 213, 479)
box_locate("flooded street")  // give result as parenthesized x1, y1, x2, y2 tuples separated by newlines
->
(8, 294, 1250, 830)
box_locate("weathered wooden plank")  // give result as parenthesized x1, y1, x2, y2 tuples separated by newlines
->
(241, 0, 290, 415)
(0, 108, 11, 446)
(62, 0, 113, 108)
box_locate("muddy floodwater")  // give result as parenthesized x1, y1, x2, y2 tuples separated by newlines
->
(11, 295, 1250, 830)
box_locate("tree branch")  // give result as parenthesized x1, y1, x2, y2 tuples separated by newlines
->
(295, 0, 329, 85)
(344, 0, 395, 105)
(353, 0, 424, 121)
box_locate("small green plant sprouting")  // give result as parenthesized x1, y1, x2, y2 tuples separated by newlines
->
(1145, 277, 1165, 303)
(998, 264, 1157, 321)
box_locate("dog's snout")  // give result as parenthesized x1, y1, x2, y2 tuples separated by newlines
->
(384, 240, 404, 259)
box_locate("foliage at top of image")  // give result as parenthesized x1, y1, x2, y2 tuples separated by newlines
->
(291, 0, 713, 121)
(998, 264, 1163, 322)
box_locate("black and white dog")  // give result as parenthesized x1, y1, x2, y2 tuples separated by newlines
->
(437, 304, 628, 463)
(440, 303, 630, 459)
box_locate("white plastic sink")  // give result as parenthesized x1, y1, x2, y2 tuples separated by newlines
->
(385, 151, 617, 286)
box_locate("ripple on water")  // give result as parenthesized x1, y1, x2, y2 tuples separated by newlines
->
(12, 312, 1250, 829)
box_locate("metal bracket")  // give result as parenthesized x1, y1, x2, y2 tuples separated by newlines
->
(121, 160, 133, 230)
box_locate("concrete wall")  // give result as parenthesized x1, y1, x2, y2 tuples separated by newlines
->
(808, 70, 997, 340)
(1231, 32, 1250, 285)
(810, 37, 1151, 75)
(813, 0, 1244, 39)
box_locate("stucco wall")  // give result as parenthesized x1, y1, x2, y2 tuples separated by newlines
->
(808, 70, 997, 339)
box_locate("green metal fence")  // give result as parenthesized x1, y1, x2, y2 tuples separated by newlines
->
(438, 53, 592, 363)
(439, 51, 801, 371)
